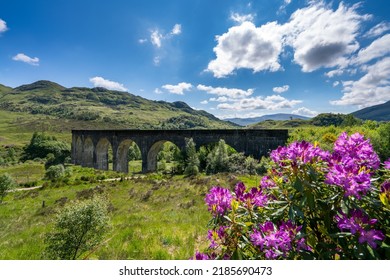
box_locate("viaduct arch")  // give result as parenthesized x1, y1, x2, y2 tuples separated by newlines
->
(71, 129, 288, 173)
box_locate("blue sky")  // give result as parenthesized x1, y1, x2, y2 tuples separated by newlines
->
(0, 0, 389, 119)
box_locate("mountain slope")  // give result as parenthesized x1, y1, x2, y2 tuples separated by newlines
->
(226, 113, 310, 126)
(352, 101, 390, 121)
(0, 80, 238, 131)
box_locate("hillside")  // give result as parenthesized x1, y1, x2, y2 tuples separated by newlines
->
(226, 113, 310, 126)
(0, 80, 238, 132)
(352, 100, 390, 121)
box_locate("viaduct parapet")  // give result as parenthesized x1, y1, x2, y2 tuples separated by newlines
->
(71, 129, 288, 173)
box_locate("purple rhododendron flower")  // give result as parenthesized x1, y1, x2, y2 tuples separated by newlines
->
(326, 132, 380, 199)
(234, 182, 268, 207)
(207, 226, 227, 249)
(191, 251, 210, 260)
(358, 229, 385, 249)
(260, 176, 276, 189)
(384, 159, 390, 169)
(381, 181, 390, 193)
(250, 221, 309, 259)
(205, 186, 232, 216)
(335, 209, 384, 248)
(270, 141, 330, 167)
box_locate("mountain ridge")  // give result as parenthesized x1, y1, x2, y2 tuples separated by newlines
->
(0, 80, 238, 130)
(225, 113, 310, 126)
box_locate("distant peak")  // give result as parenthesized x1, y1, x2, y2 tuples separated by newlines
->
(14, 80, 66, 91)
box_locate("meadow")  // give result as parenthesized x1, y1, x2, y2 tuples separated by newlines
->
(0, 163, 258, 260)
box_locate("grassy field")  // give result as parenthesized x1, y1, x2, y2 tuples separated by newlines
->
(0, 164, 257, 260)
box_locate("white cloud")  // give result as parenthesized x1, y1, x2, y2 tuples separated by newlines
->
(292, 107, 318, 117)
(154, 88, 163, 94)
(272, 85, 289, 93)
(138, 38, 148, 44)
(278, 0, 292, 14)
(153, 56, 161, 65)
(217, 95, 301, 111)
(325, 69, 344, 78)
(197, 84, 254, 99)
(208, 2, 370, 77)
(230, 13, 255, 24)
(333, 81, 340, 87)
(0, 19, 7, 33)
(12, 53, 39, 66)
(171, 24, 182, 35)
(353, 34, 390, 65)
(207, 21, 284, 77)
(89, 76, 127, 91)
(365, 22, 390, 38)
(162, 82, 193, 95)
(331, 57, 390, 107)
(200, 100, 208, 104)
(150, 30, 163, 48)
(284, 2, 370, 72)
(149, 23, 182, 49)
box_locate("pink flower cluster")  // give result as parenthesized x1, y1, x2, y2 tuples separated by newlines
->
(335, 209, 385, 248)
(234, 182, 268, 207)
(270, 140, 330, 167)
(250, 221, 310, 259)
(326, 132, 380, 199)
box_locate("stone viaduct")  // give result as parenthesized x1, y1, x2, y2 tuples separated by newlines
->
(71, 129, 288, 173)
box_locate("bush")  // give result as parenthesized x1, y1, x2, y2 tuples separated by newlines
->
(44, 197, 110, 260)
(45, 164, 65, 181)
(0, 173, 15, 203)
(194, 132, 390, 260)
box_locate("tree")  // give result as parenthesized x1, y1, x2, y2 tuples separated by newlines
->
(184, 138, 200, 176)
(22, 132, 70, 168)
(44, 197, 110, 260)
(206, 139, 229, 174)
(0, 173, 15, 203)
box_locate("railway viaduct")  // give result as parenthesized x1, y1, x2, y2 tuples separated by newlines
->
(71, 129, 288, 173)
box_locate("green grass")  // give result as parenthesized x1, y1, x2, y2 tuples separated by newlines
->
(0, 161, 45, 185)
(0, 165, 256, 260)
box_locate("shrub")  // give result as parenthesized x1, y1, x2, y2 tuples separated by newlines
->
(0, 173, 15, 203)
(45, 164, 65, 181)
(194, 132, 390, 260)
(44, 197, 110, 260)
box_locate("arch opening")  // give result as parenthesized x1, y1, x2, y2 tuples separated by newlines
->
(82, 137, 94, 168)
(116, 139, 142, 173)
(96, 138, 113, 170)
(147, 141, 181, 173)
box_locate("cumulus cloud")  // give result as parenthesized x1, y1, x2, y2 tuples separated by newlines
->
(0, 19, 7, 33)
(171, 24, 182, 35)
(207, 21, 284, 77)
(284, 2, 369, 72)
(89, 76, 127, 91)
(353, 34, 390, 65)
(217, 95, 301, 110)
(12, 53, 40, 66)
(292, 107, 318, 117)
(200, 100, 208, 104)
(333, 81, 340, 87)
(364, 22, 390, 38)
(331, 57, 390, 107)
(197, 84, 254, 99)
(272, 85, 289, 93)
(162, 82, 193, 95)
(230, 13, 255, 24)
(207, 2, 370, 77)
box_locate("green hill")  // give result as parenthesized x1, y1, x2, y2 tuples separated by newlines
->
(352, 101, 390, 121)
(0, 80, 237, 132)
